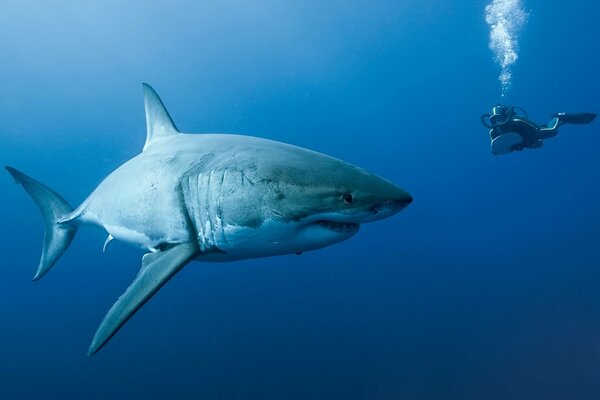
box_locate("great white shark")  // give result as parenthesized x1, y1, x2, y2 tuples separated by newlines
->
(6, 83, 412, 356)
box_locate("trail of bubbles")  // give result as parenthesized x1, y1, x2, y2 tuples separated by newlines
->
(485, 0, 529, 95)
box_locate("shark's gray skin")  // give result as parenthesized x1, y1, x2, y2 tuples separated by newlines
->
(6, 83, 412, 356)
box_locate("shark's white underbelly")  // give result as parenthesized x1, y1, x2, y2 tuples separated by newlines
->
(75, 152, 195, 250)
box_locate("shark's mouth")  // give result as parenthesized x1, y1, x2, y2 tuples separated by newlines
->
(315, 220, 359, 232)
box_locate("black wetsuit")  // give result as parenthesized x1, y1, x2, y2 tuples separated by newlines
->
(490, 117, 543, 150)
(484, 107, 596, 154)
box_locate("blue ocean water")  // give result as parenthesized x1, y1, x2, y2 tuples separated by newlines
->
(0, 0, 599, 398)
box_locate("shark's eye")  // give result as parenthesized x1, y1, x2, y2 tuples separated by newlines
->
(341, 193, 353, 204)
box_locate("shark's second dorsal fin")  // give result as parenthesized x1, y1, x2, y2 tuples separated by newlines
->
(142, 83, 179, 151)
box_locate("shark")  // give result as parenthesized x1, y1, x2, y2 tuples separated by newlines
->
(6, 83, 412, 356)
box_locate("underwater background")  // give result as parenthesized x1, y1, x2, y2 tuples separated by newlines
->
(0, 1, 599, 399)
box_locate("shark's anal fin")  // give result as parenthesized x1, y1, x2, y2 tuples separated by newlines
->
(87, 241, 199, 356)
(142, 83, 180, 151)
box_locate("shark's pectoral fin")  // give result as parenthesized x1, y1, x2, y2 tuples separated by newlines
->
(88, 242, 199, 356)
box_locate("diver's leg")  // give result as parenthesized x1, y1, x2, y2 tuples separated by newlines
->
(539, 119, 559, 139)
(546, 117, 560, 130)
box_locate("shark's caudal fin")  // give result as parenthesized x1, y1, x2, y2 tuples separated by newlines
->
(142, 83, 180, 151)
(5, 166, 77, 280)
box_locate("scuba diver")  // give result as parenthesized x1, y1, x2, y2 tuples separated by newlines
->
(481, 105, 596, 155)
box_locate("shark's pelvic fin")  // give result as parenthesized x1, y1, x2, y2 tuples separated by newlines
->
(5, 166, 77, 281)
(87, 241, 199, 356)
(142, 83, 180, 151)
(102, 234, 114, 253)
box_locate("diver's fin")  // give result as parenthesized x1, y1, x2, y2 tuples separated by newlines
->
(87, 242, 199, 356)
(5, 166, 77, 280)
(142, 83, 180, 151)
(554, 112, 597, 125)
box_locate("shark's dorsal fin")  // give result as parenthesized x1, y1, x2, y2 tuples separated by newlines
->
(142, 83, 179, 151)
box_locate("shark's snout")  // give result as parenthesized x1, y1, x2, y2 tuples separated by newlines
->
(392, 191, 413, 209)
(368, 189, 412, 221)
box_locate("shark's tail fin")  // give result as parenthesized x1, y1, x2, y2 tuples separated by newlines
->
(5, 166, 77, 280)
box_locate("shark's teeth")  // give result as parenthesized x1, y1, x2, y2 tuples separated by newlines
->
(315, 220, 359, 232)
